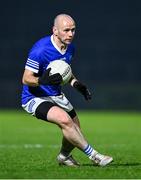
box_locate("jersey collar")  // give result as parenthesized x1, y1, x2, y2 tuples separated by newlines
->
(51, 35, 67, 55)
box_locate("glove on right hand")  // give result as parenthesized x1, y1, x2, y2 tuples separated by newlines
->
(38, 68, 62, 85)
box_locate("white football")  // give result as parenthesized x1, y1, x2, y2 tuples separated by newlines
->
(47, 60, 72, 85)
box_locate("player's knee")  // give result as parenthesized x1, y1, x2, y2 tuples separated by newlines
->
(59, 114, 73, 129)
(47, 106, 73, 128)
(54, 110, 73, 128)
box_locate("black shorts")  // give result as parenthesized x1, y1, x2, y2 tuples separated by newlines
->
(35, 101, 77, 121)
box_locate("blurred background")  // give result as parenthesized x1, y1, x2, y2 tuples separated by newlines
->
(0, 0, 141, 110)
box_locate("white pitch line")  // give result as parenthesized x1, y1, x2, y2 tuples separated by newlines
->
(0, 144, 60, 149)
(24, 144, 43, 148)
(0, 143, 126, 149)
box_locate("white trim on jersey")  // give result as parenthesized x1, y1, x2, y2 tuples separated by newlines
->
(25, 65, 38, 73)
(27, 58, 39, 66)
(51, 35, 67, 55)
(25, 58, 39, 73)
(26, 58, 39, 69)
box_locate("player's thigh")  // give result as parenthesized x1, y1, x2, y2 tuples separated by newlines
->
(22, 97, 55, 120)
(47, 106, 72, 127)
(35, 101, 55, 121)
(34, 101, 73, 128)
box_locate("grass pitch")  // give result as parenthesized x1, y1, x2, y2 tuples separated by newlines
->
(0, 110, 141, 179)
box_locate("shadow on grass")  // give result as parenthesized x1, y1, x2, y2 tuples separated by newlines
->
(111, 162, 141, 167)
(81, 162, 141, 167)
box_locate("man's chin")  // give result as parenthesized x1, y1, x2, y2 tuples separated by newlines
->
(65, 40, 72, 45)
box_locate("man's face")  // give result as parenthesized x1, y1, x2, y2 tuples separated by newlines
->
(54, 19, 76, 45)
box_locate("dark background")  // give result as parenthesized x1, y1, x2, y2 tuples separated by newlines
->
(0, 0, 141, 110)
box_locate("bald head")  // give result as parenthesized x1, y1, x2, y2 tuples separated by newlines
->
(53, 14, 76, 47)
(54, 14, 75, 28)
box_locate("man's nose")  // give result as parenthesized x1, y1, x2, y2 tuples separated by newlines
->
(68, 30, 73, 37)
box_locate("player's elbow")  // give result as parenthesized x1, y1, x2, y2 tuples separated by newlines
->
(22, 76, 28, 85)
(22, 73, 30, 85)
(22, 69, 32, 85)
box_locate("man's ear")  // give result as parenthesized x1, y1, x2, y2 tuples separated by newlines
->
(53, 26, 58, 36)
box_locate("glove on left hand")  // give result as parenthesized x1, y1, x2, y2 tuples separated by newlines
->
(73, 81, 92, 101)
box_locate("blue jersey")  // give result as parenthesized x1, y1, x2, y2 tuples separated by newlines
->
(21, 35, 75, 105)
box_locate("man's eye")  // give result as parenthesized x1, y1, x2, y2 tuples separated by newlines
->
(64, 29, 69, 32)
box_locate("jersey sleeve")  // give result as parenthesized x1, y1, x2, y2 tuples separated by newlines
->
(25, 58, 39, 73)
(25, 45, 44, 73)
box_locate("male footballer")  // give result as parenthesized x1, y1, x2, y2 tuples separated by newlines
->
(21, 13, 113, 166)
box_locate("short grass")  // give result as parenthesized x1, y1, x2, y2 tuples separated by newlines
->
(0, 110, 141, 179)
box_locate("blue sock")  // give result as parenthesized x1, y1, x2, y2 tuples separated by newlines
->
(83, 144, 96, 157)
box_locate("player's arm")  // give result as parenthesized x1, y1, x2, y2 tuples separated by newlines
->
(22, 68, 62, 86)
(22, 69, 39, 86)
(69, 74, 92, 101)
